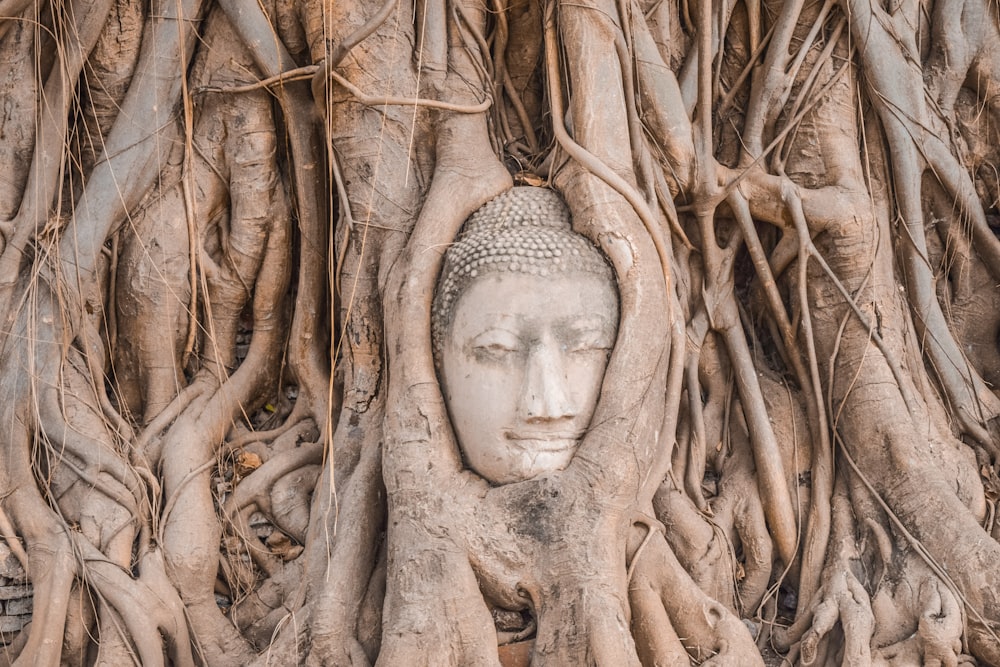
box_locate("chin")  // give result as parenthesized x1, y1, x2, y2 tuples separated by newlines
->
(503, 448, 577, 483)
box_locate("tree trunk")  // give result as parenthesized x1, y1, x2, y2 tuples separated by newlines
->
(0, 0, 999, 665)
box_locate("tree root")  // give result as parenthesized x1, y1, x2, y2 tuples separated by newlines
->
(72, 541, 195, 667)
(774, 478, 873, 665)
(628, 526, 763, 666)
(223, 443, 323, 574)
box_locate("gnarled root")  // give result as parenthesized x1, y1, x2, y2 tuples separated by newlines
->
(377, 544, 498, 666)
(797, 566, 874, 666)
(872, 577, 971, 667)
(72, 541, 194, 667)
(5, 494, 75, 667)
(776, 477, 874, 666)
(653, 481, 737, 610)
(628, 524, 763, 666)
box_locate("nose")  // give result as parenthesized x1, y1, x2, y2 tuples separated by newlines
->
(519, 337, 575, 422)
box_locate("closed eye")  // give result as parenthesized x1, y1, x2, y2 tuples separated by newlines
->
(469, 329, 522, 360)
(477, 342, 517, 354)
(565, 330, 615, 353)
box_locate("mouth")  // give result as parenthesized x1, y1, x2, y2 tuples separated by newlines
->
(505, 430, 584, 453)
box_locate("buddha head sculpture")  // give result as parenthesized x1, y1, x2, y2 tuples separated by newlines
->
(432, 187, 619, 484)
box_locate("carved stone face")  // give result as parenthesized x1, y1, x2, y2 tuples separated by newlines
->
(440, 271, 618, 484)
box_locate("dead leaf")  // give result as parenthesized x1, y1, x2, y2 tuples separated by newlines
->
(266, 530, 303, 561)
(235, 451, 262, 479)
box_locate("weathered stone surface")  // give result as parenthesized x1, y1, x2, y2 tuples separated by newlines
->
(0, 586, 31, 601)
(0, 543, 25, 580)
(0, 615, 28, 633)
(5, 596, 31, 616)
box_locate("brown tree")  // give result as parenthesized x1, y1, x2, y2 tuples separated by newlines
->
(0, 0, 999, 665)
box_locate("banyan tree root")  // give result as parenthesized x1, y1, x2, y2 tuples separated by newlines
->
(781, 471, 978, 667)
(0, 286, 127, 664)
(627, 525, 764, 665)
(300, 0, 426, 660)
(6, 0, 1000, 663)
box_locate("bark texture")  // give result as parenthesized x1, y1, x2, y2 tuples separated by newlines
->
(0, 0, 999, 665)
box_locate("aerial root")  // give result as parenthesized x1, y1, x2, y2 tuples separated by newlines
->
(223, 443, 323, 574)
(73, 538, 195, 667)
(0, 505, 28, 574)
(797, 566, 874, 666)
(5, 492, 77, 666)
(627, 524, 763, 666)
(37, 367, 147, 520)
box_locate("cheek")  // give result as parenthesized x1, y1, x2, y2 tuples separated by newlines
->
(566, 354, 610, 412)
(472, 364, 523, 414)
(444, 356, 524, 420)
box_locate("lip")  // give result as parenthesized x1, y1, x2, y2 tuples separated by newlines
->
(505, 430, 584, 453)
(506, 429, 585, 440)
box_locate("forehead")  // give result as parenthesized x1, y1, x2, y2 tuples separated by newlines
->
(449, 271, 618, 332)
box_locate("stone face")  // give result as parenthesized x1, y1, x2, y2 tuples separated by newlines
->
(435, 192, 620, 486)
(439, 272, 618, 484)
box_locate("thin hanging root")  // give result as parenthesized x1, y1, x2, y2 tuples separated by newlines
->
(452, 2, 492, 83)
(780, 192, 923, 421)
(0, 0, 31, 26)
(331, 146, 356, 301)
(0, 0, 116, 311)
(690, 199, 799, 565)
(328, 0, 400, 68)
(727, 191, 831, 537)
(682, 301, 727, 507)
(738, 0, 807, 158)
(771, 16, 845, 172)
(783, 193, 833, 621)
(207, 64, 493, 113)
(0, 505, 28, 574)
(842, 0, 1000, 445)
(326, 69, 492, 112)
(180, 139, 198, 370)
(216, 0, 333, 433)
(611, 5, 654, 205)
(687, 0, 803, 570)
(53, 0, 210, 294)
(717, 313, 799, 568)
(656, 290, 689, 507)
(500, 68, 540, 154)
(684, 353, 709, 511)
(73, 538, 195, 667)
(542, 1, 671, 285)
(196, 0, 395, 102)
(717, 18, 775, 117)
